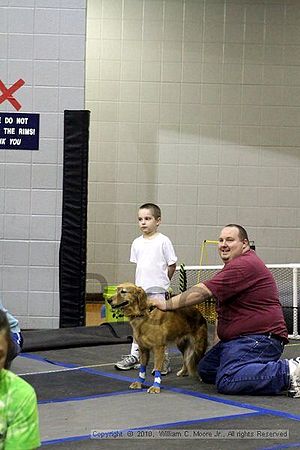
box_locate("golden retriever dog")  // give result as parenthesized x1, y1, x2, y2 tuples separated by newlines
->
(108, 283, 207, 394)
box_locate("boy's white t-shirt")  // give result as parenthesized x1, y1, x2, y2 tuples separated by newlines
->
(130, 232, 177, 292)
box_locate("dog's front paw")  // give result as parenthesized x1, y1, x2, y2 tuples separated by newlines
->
(147, 385, 161, 394)
(129, 381, 143, 390)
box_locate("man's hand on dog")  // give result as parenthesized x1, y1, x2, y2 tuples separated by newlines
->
(150, 297, 168, 311)
(151, 284, 213, 311)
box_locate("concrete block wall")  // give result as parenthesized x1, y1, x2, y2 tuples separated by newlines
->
(0, 0, 86, 328)
(2, 0, 300, 325)
(86, 0, 300, 292)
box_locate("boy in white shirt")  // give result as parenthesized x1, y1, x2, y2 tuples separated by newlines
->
(114, 203, 177, 374)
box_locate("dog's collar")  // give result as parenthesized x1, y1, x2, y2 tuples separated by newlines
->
(128, 305, 157, 319)
(128, 314, 145, 319)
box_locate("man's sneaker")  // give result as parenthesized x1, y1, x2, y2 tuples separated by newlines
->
(288, 357, 300, 398)
(115, 354, 139, 371)
(152, 354, 171, 376)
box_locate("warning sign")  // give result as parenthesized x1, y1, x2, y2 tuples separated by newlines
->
(0, 79, 25, 111)
(0, 112, 39, 150)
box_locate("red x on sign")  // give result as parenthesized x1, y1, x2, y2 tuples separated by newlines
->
(0, 79, 25, 111)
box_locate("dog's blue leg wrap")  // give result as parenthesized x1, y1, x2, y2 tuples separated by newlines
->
(137, 365, 146, 383)
(153, 370, 161, 388)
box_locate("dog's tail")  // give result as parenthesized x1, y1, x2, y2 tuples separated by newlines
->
(184, 320, 208, 377)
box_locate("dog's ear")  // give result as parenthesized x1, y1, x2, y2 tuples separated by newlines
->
(136, 285, 146, 299)
(136, 285, 148, 309)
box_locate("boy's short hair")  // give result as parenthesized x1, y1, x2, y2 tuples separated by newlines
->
(139, 203, 161, 220)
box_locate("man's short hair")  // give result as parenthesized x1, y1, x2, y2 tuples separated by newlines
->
(139, 203, 161, 220)
(225, 224, 249, 242)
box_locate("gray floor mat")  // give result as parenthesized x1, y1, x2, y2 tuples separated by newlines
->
(39, 390, 256, 442)
(11, 339, 300, 449)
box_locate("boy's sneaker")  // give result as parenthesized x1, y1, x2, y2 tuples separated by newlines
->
(287, 357, 300, 398)
(115, 354, 139, 371)
(152, 354, 171, 376)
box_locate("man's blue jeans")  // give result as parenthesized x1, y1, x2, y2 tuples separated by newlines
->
(198, 334, 290, 395)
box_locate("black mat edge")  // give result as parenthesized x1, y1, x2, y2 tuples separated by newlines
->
(21, 323, 132, 352)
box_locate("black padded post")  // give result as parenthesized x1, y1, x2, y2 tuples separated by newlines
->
(59, 110, 90, 327)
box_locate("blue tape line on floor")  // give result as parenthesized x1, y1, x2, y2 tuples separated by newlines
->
(38, 389, 143, 405)
(21, 352, 140, 384)
(42, 434, 90, 445)
(260, 444, 300, 450)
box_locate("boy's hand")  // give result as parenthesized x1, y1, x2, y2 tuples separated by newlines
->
(149, 297, 167, 311)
